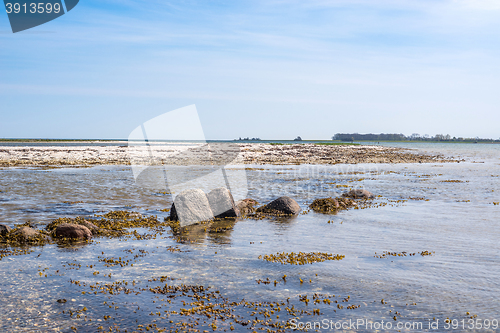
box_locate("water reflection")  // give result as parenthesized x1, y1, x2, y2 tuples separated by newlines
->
(170, 218, 237, 245)
(55, 240, 91, 250)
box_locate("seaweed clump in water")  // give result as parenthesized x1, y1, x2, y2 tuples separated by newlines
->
(259, 251, 345, 265)
(309, 197, 357, 214)
(374, 250, 435, 258)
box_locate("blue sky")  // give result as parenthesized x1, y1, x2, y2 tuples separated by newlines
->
(1, 0, 499, 140)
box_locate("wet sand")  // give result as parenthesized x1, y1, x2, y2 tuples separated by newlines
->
(0, 143, 459, 167)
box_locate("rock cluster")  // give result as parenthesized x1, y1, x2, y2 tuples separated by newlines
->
(1, 188, 374, 248)
(169, 189, 303, 226)
(0, 224, 49, 245)
(1, 218, 95, 245)
(309, 189, 374, 214)
(169, 188, 240, 227)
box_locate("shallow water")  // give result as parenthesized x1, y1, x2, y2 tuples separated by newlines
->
(0, 144, 499, 332)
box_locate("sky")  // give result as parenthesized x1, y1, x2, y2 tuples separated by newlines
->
(1, 0, 500, 140)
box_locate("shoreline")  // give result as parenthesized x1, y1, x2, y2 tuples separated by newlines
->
(0, 143, 461, 167)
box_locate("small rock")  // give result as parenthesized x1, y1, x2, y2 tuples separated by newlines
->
(206, 187, 240, 219)
(343, 189, 374, 199)
(169, 189, 214, 227)
(57, 299, 67, 303)
(236, 199, 259, 215)
(54, 223, 92, 240)
(12, 226, 39, 239)
(80, 220, 98, 231)
(0, 224, 11, 236)
(128, 213, 142, 219)
(257, 196, 301, 215)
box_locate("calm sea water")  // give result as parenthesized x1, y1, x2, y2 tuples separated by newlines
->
(0, 143, 499, 332)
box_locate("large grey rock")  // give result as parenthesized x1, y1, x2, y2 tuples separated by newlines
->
(0, 224, 11, 236)
(170, 189, 214, 227)
(54, 223, 92, 240)
(343, 189, 374, 199)
(206, 187, 239, 219)
(236, 199, 259, 216)
(257, 196, 301, 215)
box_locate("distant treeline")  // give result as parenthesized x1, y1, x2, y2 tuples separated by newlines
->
(332, 133, 500, 142)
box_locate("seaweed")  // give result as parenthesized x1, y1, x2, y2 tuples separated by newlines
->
(308, 197, 357, 214)
(258, 251, 345, 265)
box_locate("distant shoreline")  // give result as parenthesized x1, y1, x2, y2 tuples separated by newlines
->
(0, 142, 461, 167)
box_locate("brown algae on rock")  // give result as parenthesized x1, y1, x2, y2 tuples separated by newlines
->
(0, 222, 50, 246)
